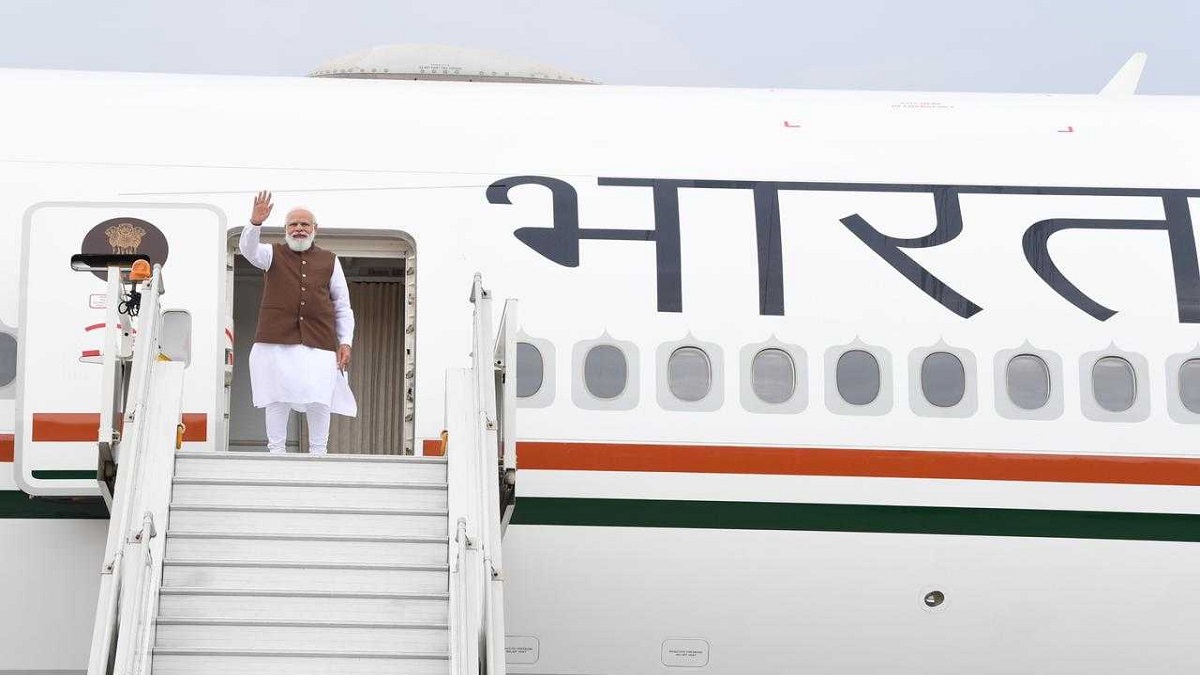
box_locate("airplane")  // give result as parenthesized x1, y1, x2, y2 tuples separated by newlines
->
(1, 51, 1199, 674)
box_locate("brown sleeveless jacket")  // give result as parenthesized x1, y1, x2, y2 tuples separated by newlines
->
(254, 243, 339, 352)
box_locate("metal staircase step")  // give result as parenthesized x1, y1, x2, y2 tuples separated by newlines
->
(152, 649, 448, 675)
(165, 532, 449, 565)
(155, 619, 448, 652)
(174, 451, 447, 483)
(167, 505, 448, 537)
(171, 478, 448, 510)
(158, 588, 449, 624)
(162, 560, 450, 594)
(154, 451, 455, 674)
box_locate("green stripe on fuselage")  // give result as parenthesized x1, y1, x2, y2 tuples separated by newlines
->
(0, 491, 108, 518)
(31, 470, 98, 480)
(511, 497, 1200, 542)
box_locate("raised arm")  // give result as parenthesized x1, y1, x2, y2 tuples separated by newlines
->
(238, 190, 275, 271)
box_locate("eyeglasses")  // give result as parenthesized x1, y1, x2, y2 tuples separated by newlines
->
(286, 221, 315, 230)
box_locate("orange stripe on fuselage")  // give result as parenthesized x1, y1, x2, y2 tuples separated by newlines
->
(31, 413, 207, 443)
(0, 434, 13, 462)
(180, 413, 208, 442)
(517, 441, 1200, 487)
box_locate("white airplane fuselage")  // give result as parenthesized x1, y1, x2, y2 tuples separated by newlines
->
(1, 67, 1199, 673)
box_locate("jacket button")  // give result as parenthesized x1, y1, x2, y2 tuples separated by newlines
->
(302, 261, 307, 265)
(299, 316, 305, 321)
(300, 301, 305, 306)
(301, 287, 306, 292)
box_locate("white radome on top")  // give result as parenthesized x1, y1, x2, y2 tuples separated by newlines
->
(309, 44, 599, 84)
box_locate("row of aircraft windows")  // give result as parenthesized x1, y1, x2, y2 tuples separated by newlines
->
(514, 340, 1200, 421)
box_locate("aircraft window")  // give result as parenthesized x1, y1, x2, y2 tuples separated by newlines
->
(584, 344, 628, 399)
(1179, 359, 1200, 414)
(751, 348, 795, 404)
(836, 350, 880, 405)
(515, 342, 543, 398)
(0, 332, 14, 387)
(1006, 354, 1051, 410)
(921, 351, 965, 407)
(1092, 356, 1136, 413)
(668, 347, 712, 402)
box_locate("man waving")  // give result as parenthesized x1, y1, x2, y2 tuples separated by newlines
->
(239, 190, 356, 455)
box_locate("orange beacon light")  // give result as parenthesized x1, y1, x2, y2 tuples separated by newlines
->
(128, 259, 152, 282)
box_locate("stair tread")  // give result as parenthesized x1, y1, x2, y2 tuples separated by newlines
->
(173, 477, 447, 489)
(176, 451, 446, 464)
(166, 531, 449, 543)
(170, 504, 448, 515)
(164, 558, 448, 571)
(153, 647, 448, 659)
(160, 587, 449, 600)
(156, 617, 448, 629)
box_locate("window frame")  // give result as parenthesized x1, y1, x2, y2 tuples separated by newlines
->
(1079, 347, 1149, 423)
(824, 341, 892, 416)
(515, 333, 555, 409)
(740, 340, 807, 414)
(1166, 349, 1200, 424)
(909, 345, 977, 418)
(1091, 356, 1137, 413)
(571, 334, 638, 411)
(0, 327, 16, 397)
(993, 345, 1064, 421)
(666, 345, 713, 403)
(1005, 354, 1052, 411)
(656, 336, 723, 412)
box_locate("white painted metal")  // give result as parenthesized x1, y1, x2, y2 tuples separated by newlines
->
(167, 504, 448, 537)
(152, 651, 449, 675)
(446, 276, 511, 675)
(1100, 52, 1147, 96)
(162, 560, 449, 594)
(164, 533, 449, 565)
(174, 452, 447, 483)
(86, 265, 187, 675)
(170, 478, 449, 509)
(154, 620, 449, 652)
(152, 451, 453, 675)
(158, 589, 450, 623)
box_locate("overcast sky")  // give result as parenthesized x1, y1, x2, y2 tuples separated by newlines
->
(0, 0, 1195, 94)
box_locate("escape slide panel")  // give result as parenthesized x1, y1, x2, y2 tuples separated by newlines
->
(16, 203, 224, 496)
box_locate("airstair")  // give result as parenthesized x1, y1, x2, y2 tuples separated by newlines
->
(80, 257, 515, 675)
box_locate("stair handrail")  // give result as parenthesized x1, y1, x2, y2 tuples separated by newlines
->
(447, 274, 513, 675)
(86, 265, 186, 675)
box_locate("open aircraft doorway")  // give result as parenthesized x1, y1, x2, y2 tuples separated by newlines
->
(224, 228, 416, 455)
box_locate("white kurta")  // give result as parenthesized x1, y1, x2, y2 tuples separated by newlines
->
(240, 226, 357, 416)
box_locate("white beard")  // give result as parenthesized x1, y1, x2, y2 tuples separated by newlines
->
(285, 232, 315, 252)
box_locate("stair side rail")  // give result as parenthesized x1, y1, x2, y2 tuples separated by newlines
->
(447, 274, 514, 675)
(85, 264, 189, 675)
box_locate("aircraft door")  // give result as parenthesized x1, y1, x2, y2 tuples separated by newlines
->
(16, 203, 225, 497)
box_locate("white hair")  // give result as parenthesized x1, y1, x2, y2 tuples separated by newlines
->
(285, 207, 318, 226)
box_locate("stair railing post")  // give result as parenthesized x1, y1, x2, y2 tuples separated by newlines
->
(86, 265, 184, 675)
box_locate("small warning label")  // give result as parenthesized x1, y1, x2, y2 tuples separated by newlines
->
(661, 638, 709, 667)
(505, 635, 540, 664)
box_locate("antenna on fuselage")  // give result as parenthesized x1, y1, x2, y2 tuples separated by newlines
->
(1100, 52, 1147, 96)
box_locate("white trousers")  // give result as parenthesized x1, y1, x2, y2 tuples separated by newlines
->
(265, 402, 331, 455)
